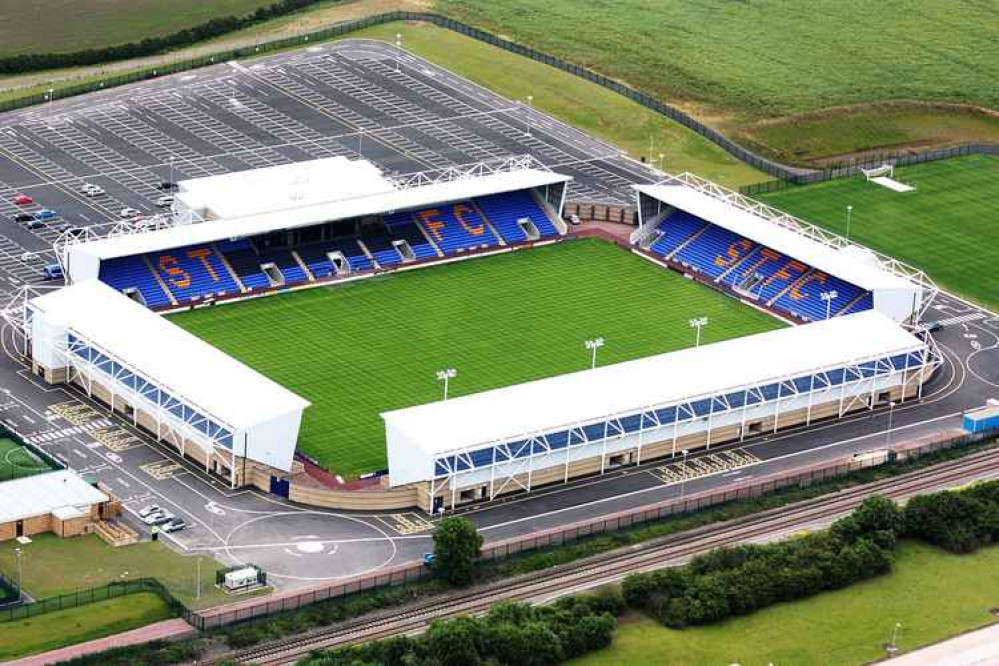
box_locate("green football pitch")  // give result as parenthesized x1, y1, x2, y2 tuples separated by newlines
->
(757, 154, 999, 312)
(0, 437, 56, 482)
(169, 239, 782, 477)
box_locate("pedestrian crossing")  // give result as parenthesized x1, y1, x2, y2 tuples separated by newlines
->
(935, 312, 985, 327)
(25, 418, 114, 444)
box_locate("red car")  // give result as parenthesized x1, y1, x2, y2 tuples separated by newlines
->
(12, 194, 33, 205)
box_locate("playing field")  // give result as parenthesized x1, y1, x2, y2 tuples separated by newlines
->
(170, 240, 782, 477)
(0, 437, 56, 482)
(757, 154, 999, 312)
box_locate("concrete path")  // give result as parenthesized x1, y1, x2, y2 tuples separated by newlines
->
(6, 618, 194, 665)
(886, 623, 999, 665)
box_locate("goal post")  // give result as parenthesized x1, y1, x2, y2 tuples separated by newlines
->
(860, 163, 894, 180)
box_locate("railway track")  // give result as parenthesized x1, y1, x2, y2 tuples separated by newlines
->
(220, 448, 999, 665)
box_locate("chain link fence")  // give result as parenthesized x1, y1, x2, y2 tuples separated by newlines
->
(0, 577, 190, 623)
(739, 143, 999, 196)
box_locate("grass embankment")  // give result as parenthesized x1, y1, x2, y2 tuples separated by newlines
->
(757, 154, 999, 312)
(171, 240, 781, 476)
(439, 0, 999, 163)
(0, 593, 175, 661)
(0, 533, 246, 610)
(571, 541, 999, 666)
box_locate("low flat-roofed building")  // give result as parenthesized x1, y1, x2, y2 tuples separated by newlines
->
(0, 470, 111, 541)
(27, 280, 309, 488)
(383, 311, 939, 511)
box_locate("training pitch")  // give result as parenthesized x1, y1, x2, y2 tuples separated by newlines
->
(758, 154, 999, 312)
(170, 239, 782, 477)
(0, 436, 56, 482)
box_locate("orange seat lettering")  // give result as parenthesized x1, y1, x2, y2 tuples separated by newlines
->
(158, 255, 191, 289)
(417, 209, 447, 242)
(187, 247, 220, 282)
(453, 203, 484, 236)
(789, 271, 827, 300)
(714, 238, 752, 268)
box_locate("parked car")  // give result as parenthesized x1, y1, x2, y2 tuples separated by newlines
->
(33, 209, 57, 220)
(20, 251, 39, 262)
(141, 510, 174, 526)
(80, 183, 104, 197)
(161, 517, 186, 533)
(119, 207, 141, 219)
(12, 213, 33, 223)
(12, 194, 33, 205)
(42, 264, 63, 280)
(137, 504, 161, 519)
(155, 195, 174, 208)
(24, 218, 45, 229)
(157, 181, 178, 191)
(64, 226, 86, 238)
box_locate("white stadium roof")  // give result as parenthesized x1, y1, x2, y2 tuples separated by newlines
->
(176, 157, 394, 219)
(382, 311, 924, 458)
(0, 470, 107, 525)
(69, 159, 570, 263)
(635, 182, 912, 292)
(29, 281, 309, 430)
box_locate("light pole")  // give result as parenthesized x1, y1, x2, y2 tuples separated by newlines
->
(436, 368, 457, 401)
(525, 95, 533, 137)
(820, 290, 839, 320)
(14, 547, 22, 603)
(358, 128, 363, 159)
(395, 34, 402, 72)
(169, 156, 175, 188)
(658, 153, 664, 171)
(889, 622, 902, 653)
(196, 558, 202, 600)
(679, 449, 690, 503)
(689, 317, 709, 347)
(846, 205, 853, 240)
(584, 337, 605, 369)
(886, 401, 896, 448)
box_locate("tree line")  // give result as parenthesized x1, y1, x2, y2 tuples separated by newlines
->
(0, 0, 325, 75)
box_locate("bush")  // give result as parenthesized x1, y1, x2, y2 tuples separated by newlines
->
(432, 517, 483, 587)
(903, 487, 997, 553)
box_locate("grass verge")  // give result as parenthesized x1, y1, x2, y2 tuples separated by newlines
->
(0, 533, 254, 610)
(756, 154, 999, 312)
(570, 541, 999, 666)
(0, 592, 175, 661)
(170, 240, 780, 475)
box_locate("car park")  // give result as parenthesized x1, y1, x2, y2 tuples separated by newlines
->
(12, 194, 33, 205)
(120, 207, 141, 218)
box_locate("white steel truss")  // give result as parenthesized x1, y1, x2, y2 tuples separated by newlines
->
(387, 154, 549, 191)
(428, 343, 940, 506)
(642, 172, 939, 316)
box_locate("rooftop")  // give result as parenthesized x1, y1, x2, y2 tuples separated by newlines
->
(29, 281, 310, 431)
(382, 310, 926, 458)
(0, 470, 107, 525)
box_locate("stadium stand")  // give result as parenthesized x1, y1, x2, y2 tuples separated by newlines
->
(648, 211, 872, 322)
(97, 255, 173, 307)
(413, 202, 499, 253)
(95, 189, 562, 306)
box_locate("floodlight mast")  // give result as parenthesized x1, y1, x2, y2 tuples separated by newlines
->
(436, 368, 457, 401)
(820, 290, 839, 320)
(688, 317, 709, 347)
(584, 337, 605, 369)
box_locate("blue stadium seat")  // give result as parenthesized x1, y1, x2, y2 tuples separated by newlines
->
(673, 224, 745, 279)
(218, 239, 269, 290)
(413, 202, 499, 255)
(148, 244, 239, 303)
(98, 255, 172, 307)
(382, 211, 438, 260)
(649, 211, 706, 257)
(475, 190, 558, 243)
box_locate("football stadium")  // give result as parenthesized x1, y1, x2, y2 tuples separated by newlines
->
(19, 149, 943, 512)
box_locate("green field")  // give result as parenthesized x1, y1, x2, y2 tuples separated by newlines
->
(573, 541, 999, 666)
(0, 592, 175, 661)
(757, 154, 999, 312)
(0, 533, 245, 610)
(0, 0, 293, 56)
(170, 240, 781, 476)
(0, 436, 57, 482)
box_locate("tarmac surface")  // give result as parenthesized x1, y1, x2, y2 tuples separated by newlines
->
(0, 41, 994, 592)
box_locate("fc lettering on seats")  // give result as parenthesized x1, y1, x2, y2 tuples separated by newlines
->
(158, 255, 190, 289)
